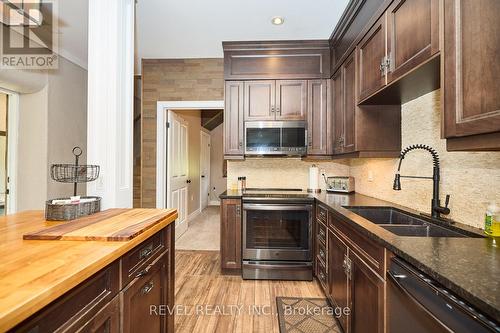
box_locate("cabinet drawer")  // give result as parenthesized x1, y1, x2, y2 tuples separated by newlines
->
(329, 212, 385, 277)
(316, 237, 327, 267)
(316, 204, 328, 224)
(13, 262, 119, 333)
(121, 228, 168, 286)
(316, 220, 327, 246)
(122, 250, 168, 333)
(316, 257, 328, 292)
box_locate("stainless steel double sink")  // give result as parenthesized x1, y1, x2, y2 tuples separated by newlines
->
(345, 206, 483, 238)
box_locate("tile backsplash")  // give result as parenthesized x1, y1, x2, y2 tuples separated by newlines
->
(350, 90, 500, 229)
(227, 90, 500, 229)
(227, 158, 349, 191)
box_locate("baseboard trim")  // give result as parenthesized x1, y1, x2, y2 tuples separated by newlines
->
(187, 208, 201, 224)
(209, 200, 220, 206)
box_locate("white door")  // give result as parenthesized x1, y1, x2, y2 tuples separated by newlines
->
(200, 131, 210, 210)
(168, 111, 189, 238)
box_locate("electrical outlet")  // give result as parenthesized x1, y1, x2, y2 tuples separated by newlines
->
(368, 170, 374, 182)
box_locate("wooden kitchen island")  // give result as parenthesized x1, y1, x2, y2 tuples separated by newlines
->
(0, 208, 177, 332)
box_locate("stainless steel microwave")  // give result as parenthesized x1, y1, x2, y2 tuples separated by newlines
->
(244, 121, 307, 156)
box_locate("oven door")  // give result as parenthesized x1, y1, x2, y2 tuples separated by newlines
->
(242, 203, 312, 261)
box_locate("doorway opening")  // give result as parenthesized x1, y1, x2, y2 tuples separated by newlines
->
(0, 89, 19, 216)
(156, 101, 226, 245)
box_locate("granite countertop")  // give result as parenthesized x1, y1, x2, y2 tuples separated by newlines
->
(220, 190, 500, 322)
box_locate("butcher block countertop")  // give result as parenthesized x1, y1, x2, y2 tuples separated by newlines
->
(0, 208, 177, 332)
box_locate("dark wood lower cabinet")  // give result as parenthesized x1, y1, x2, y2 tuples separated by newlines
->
(317, 204, 386, 333)
(122, 251, 168, 333)
(12, 226, 175, 333)
(328, 230, 349, 332)
(77, 295, 121, 333)
(350, 253, 385, 333)
(220, 198, 242, 274)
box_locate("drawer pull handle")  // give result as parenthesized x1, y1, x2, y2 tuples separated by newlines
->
(139, 244, 153, 260)
(141, 281, 154, 295)
(136, 265, 152, 278)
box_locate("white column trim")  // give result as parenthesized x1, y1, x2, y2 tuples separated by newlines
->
(87, 0, 134, 209)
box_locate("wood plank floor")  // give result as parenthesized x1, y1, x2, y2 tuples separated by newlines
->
(174, 250, 324, 333)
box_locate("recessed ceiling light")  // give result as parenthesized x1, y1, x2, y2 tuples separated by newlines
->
(271, 16, 284, 25)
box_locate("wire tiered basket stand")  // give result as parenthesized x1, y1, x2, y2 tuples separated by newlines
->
(46, 147, 102, 221)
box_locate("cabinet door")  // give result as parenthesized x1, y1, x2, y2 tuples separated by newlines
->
(342, 53, 356, 153)
(122, 252, 168, 333)
(350, 253, 385, 333)
(332, 69, 344, 155)
(224, 81, 244, 156)
(244, 80, 275, 121)
(358, 14, 387, 101)
(328, 230, 349, 333)
(443, 0, 500, 139)
(220, 199, 242, 273)
(387, 0, 439, 82)
(276, 80, 307, 120)
(307, 80, 329, 155)
(75, 296, 120, 333)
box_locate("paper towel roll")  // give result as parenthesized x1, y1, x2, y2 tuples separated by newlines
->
(308, 165, 320, 192)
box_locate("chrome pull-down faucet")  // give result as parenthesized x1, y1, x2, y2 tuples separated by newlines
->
(393, 144, 451, 220)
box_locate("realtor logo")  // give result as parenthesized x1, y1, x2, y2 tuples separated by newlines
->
(0, 0, 58, 69)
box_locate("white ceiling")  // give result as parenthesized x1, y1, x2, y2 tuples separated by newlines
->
(136, 0, 349, 71)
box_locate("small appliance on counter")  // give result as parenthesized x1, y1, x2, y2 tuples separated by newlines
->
(325, 176, 355, 193)
(45, 146, 101, 221)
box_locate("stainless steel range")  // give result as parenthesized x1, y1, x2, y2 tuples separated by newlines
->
(242, 189, 314, 281)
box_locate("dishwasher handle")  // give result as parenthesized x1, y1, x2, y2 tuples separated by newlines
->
(387, 270, 453, 332)
(389, 258, 500, 333)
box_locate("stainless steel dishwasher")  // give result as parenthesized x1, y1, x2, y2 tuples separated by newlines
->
(387, 257, 500, 333)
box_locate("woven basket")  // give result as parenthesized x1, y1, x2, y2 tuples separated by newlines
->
(45, 196, 102, 221)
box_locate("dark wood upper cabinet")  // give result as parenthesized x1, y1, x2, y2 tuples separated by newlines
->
(307, 79, 331, 155)
(332, 69, 344, 155)
(357, 14, 387, 102)
(350, 253, 385, 333)
(276, 80, 307, 120)
(328, 230, 350, 333)
(443, 0, 500, 150)
(386, 0, 439, 83)
(220, 198, 242, 274)
(223, 40, 330, 80)
(224, 81, 244, 157)
(243, 80, 275, 121)
(342, 53, 356, 153)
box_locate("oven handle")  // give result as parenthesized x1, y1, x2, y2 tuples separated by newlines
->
(243, 262, 312, 270)
(243, 203, 312, 211)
